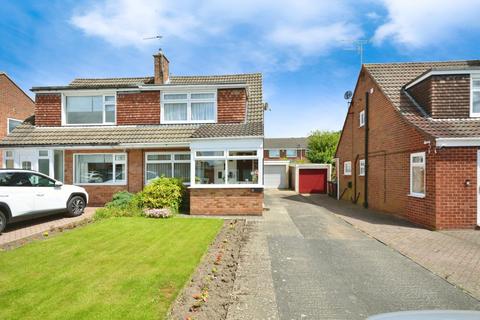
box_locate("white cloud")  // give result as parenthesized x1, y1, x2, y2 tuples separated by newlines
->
(70, 0, 364, 68)
(373, 0, 480, 47)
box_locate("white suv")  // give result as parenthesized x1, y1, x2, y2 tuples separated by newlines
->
(0, 169, 89, 233)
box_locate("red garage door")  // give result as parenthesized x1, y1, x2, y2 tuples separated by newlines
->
(299, 169, 327, 194)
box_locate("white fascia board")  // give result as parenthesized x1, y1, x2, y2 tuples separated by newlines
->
(33, 84, 248, 94)
(264, 160, 290, 166)
(139, 84, 247, 91)
(436, 137, 480, 147)
(405, 69, 480, 90)
(190, 137, 263, 150)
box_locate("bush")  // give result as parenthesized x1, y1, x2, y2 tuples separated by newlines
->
(105, 191, 137, 209)
(137, 177, 185, 212)
(94, 207, 143, 220)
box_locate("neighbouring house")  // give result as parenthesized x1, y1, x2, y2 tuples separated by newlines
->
(264, 137, 307, 189)
(335, 60, 480, 229)
(0, 72, 35, 166)
(263, 137, 330, 194)
(0, 51, 265, 215)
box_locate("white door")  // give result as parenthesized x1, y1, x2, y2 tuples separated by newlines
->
(264, 165, 287, 189)
(477, 150, 480, 226)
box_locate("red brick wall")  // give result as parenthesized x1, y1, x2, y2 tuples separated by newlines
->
(190, 188, 263, 215)
(409, 77, 432, 115)
(408, 75, 470, 119)
(217, 89, 246, 123)
(117, 91, 160, 125)
(434, 147, 477, 229)
(0, 74, 35, 165)
(35, 93, 61, 126)
(336, 68, 437, 228)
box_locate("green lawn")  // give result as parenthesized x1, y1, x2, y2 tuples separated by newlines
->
(0, 217, 222, 320)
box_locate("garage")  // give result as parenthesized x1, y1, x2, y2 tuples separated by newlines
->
(290, 163, 331, 194)
(264, 161, 289, 189)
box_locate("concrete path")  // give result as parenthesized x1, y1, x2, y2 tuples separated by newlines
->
(228, 190, 480, 320)
(0, 208, 96, 247)
(304, 193, 480, 301)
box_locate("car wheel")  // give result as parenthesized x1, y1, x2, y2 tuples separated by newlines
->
(0, 210, 6, 233)
(66, 196, 86, 217)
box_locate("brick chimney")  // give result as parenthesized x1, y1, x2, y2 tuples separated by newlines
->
(153, 49, 169, 84)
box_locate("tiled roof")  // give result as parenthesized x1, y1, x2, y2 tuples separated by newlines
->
(69, 77, 154, 88)
(364, 60, 480, 138)
(192, 122, 263, 139)
(264, 137, 308, 149)
(0, 120, 263, 147)
(0, 123, 199, 147)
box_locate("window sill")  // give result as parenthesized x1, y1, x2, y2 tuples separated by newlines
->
(162, 120, 216, 124)
(189, 184, 263, 189)
(408, 193, 425, 199)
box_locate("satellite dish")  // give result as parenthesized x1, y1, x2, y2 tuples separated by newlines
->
(344, 90, 353, 100)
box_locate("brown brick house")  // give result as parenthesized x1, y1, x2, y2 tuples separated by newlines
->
(0, 51, 264, 215)
(0, 73, 35, 166)
(335, 60, 480, 229)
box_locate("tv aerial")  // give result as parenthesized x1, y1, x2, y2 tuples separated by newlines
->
(143, 35, 163, 51)
(341, 39, 370, 65)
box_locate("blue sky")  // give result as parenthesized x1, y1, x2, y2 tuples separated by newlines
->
(1, 0, 480, 137)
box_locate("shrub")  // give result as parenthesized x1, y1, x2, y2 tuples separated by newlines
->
(94, 207, 143, 220)
(137, 177, 185, 212)
(105, 191, 137, 209)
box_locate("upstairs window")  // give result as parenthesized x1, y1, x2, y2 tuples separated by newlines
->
(65, 94, 116, 125)
(161, 91, 216, 123)
(359, 110, 366, 127)
(7, 118, 23, 134)
(268, 149, 280, 158)
(286, 149, 297, 158)
(471, 77, 480, 117)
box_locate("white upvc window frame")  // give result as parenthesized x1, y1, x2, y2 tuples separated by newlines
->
(62, 91, 117, 126)
(73, 152, 127, 185)
(160, 90, 217, 124)
(359, 159, 365, 176)
(409, 152, 426, 198)
(359, 110, 366, 127)
(3, 150, 14, 168)
(7, 118, 23, 134)
(268, 149, 280, 158)
(144, 152, 191, 184)
(471, 76, 480, 117)
(285, 149, 297, 158)
(344, 161, 352, 176)
(191, 148, 262, 188)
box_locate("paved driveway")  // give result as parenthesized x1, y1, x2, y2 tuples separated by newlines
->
(0, 208, 96, 247)
(227, 190, 480, 320)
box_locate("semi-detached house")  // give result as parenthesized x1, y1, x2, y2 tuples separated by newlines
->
(0, 51, 265, 215)
(336, 60, 480, 229)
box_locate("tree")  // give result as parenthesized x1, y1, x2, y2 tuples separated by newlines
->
(306, 130, 340, 164)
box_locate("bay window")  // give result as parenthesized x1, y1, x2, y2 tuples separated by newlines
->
(161, 91, 216, 123)
(74, 153, 126, 184)
(65, 94, 116, 125)
(410, 152, 425, 197)
(145, 152, 191, 183)
(193, 149, 260, 185)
